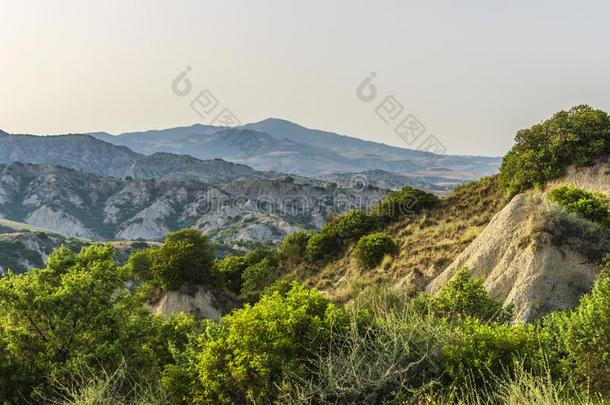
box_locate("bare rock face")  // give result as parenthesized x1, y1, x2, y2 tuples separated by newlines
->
(427, 160, 610, 322)
(151, 285, 234, 321)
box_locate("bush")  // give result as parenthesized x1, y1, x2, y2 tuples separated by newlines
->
(125, 248, 156, 280)
(279, 231, 311, 264)
(548, 185, 610, 227)
(240, 259, 278, 300)
(0, 245, 161, 401)
(432, 268, 512, 323)
(500, 105, 610, 196)
(545, 256, 610, 394)
(305, 224, 343, 261)
(216, 247, 280, 295)
(333, 209, 377, 240)
(442, 317, 540, 387)
(172, 283, 348, 404)
(151, 229, 216, 290)
(374, 186, 439, 222)
(354, 232, 398, 268)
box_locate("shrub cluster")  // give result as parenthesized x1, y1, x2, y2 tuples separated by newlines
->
(354, 232, 398, 268)
(304, 187, 437, 263)
(500, 105, 610, 196)
(548, 185, 610, 227)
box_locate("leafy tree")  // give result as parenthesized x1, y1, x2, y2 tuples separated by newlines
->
(151, 229, 216, 290)
(0, 245, 159, 401)
(500, 105, 610, 196)
(432, 267, 512, 323)
(240, 259, 278, 301)
(354, 232, 398, 269)
(547, 256, 610, 393)
(374, 186, 439, 222)
(167, 283, 348, 404)
(305, 224, 343, 261)
(548, 185, 610, 227)
(278, 231, 311, 264)
(333, 209, 377, 241)
(216, 247, 280, 295)
(125, 247, 156, 280)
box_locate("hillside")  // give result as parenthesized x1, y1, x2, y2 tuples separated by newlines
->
(0, 162, 387, 243)
(428, 158, 610, 321)
(0, 131, 268, 183)
(90, 118, 501, 180)
(292, 175, 509, 301)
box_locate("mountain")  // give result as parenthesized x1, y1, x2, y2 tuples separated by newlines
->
(0, 162, 388, 243)
(89, 118, 501, 180)
(318, 169, 464, 195)
(0, 131, 269, 183)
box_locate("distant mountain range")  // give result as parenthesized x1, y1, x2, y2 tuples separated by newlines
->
(89, 118, 501, 180)
(0, 162, 386, 243)
(0, 118, 501, 244)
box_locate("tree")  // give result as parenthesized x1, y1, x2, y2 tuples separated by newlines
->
(279, 231, 311, 264)
(500, 105, 610, 196)
(169, 283, 348, 404)
(240, 259, 278, 300)
(0, 245, 159, 401)
(354, 232, 398, 269)
(432, 267, 512, 323)
(151, 229, 216, 290)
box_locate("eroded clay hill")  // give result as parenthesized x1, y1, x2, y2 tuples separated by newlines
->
(428, 158, 610, 321)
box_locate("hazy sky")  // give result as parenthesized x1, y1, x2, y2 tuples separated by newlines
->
(2, 0, 609, 156)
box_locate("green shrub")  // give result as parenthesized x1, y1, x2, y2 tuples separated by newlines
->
(333, 209, 377, 240)
(279, 231, 311, 264)
(171, 283, 348, 404)
(548, 185, 610, 227)
(215, 255, 248, 295)
(545, 256, 610, 394)
(500, 105, 610, 196)
(240, 259, 278, 300)
(442, 318, 544, 388)
(374, 186, 439, 222)
(125, 248, 156, 280)
(305, 224, 343, 261)
(0, 245, 160, 401)
(432, 268, 512, 323)
(354, 232, 398, 268)
(151, 229, 216, 290)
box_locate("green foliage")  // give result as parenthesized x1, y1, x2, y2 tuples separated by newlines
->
(432, 268, 513, 323)
(305, 223, 343, 261)
(374, 185, 439, 222)
(151, 229, 216, 290)
(543, 256, 610, 394)
(240, 259, 278, 301)
(442, 317, 540, 386)
(0, 245, 160, 401)
(125, 247, 156, 280)
(500, 105, 610, 196)
(354, 232, 398, 268)
(215, 255, 248, 295)
(278, 230, 311, 264)
(333, 209, 377, 240)
(548, 185, 610, 227)
(168, 283, 348, 404)
(215, 247, 280, 296)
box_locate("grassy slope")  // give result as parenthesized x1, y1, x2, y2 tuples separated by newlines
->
(290, 176, 508, 302)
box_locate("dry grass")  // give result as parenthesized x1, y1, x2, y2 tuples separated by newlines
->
(290, 176, 509, 302)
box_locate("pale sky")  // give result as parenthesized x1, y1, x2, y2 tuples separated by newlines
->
(1, 0, 609, 156)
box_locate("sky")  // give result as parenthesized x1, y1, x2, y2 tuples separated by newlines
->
(1, 0, 609, 156)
